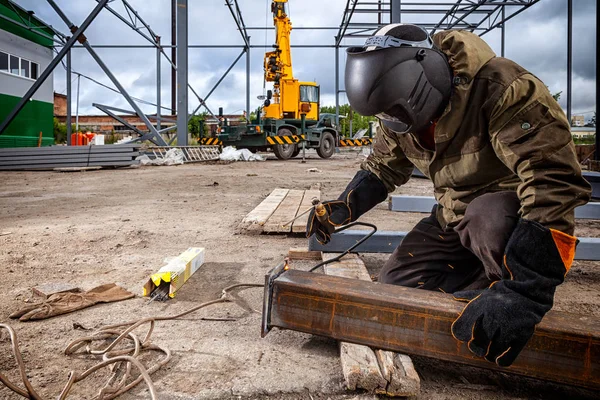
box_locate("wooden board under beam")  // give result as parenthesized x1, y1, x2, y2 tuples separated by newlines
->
(323, 253, 420, 396)
(263, 190, 305, 233)
(240, 188, 289, 233)
(292, 190, 321, 234)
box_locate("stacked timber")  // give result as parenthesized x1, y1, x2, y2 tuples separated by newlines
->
(0, 145, 140, 170)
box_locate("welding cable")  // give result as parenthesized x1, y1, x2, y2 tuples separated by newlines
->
(309, 221, 377, 272)
(0, 283, 264, 399)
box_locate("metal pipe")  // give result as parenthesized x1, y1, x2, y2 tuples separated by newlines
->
(596, 0, 599, 161)
(176, 0, 188, 146)
(246, 45, 250, 122)
(390, 0, 401, 23)
(171, 0, 177, 115)
(263, 269, 600, 391)
(157, 37, 162, 131)
(335, 45, 340, 128)
(0, 0, 109, 135)
(501, 5, 505, 57)
(66, 50, 72, 145)
(567, 0, 573, 125)
(75, 74, 80, 132)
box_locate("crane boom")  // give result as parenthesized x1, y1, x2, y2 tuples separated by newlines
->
(265, 0, 293, 83)
(263, 0, 319, 121)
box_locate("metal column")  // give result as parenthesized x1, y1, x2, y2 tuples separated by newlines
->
(335, 44, 340, 127)
(391, 0, 401, 23)
(171, 0, 177, 115)
(596, 0, 599, 161)
(567, 0, 573, 125)
(157, 37, 162, 131)
(501, 6, 505, 57)
(176, 0, 188, 146)
(246, 45, 250, 120)
(66, 50, 72, 145)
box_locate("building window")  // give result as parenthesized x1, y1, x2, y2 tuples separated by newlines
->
(0, 50, 40, 80)
(10, 55, 19, 75)
(21, 59, 29, 78)
(0, 52, 7, 72)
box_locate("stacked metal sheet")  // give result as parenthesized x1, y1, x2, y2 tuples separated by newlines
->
(0, 145, 140, 170)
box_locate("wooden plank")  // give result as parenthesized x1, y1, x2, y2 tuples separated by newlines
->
(240, 188, 289, 233)
(287, 247, 322, 261)
(263, 190, 304, 233)
(291, 190, 321, 233)
(374, 351, 420, 397)
(323, 254, 420, 396)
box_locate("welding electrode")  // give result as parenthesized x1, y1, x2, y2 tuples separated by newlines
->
(312, 198, 336, 234)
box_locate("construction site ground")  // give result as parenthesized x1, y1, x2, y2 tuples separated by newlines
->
(1, 149, 599, 400)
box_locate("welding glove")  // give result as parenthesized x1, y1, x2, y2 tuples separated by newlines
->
(451, 219, 577, 367)
(306, 170, 388, 244)
(9, 283, 135, 321)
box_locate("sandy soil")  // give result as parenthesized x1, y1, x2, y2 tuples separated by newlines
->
(0, 150, 598, 400)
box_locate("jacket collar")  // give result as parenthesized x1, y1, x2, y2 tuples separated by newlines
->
(432, 30, 496, 142)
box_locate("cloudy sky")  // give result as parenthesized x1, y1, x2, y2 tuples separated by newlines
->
(13, 0, 597, 122)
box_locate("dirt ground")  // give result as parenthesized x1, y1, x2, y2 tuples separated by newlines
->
(1, 150, 599, 400)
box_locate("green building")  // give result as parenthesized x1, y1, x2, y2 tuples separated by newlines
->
(0, 0, 54, 147)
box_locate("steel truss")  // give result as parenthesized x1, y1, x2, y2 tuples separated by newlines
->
(0, 1, 595, 157)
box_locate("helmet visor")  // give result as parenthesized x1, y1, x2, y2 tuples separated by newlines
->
(364, 34, 433, 50)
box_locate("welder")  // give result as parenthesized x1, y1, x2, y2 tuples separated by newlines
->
(306, 24, 591, 367)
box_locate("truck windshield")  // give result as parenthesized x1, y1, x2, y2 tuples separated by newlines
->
(300, 85, 319, 103)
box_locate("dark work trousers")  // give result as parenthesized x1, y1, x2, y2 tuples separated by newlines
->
(379, 192, 520, 293)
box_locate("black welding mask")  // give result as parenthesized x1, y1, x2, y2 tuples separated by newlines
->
(345, 24, 453, 133)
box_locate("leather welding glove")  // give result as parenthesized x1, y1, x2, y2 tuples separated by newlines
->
(451, 219, 577, 367)
(306, 170, 388, 244)
(9, 283, 135, 321)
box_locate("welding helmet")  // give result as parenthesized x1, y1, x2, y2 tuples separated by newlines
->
(345, 24, 453, 133)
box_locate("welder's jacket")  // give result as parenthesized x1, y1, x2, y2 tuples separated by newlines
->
(361, 30, 591, 235)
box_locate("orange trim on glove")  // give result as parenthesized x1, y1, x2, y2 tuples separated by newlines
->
(550, 229, 577, 273)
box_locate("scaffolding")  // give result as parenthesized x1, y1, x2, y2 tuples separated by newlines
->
(0, 0, 596, 157)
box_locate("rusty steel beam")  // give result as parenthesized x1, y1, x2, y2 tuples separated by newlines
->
(262, 267, 600, 391)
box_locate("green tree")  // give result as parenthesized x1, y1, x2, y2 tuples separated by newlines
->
(53, 118, 76, 144)
(320, 104, 377, 137)
(188, 112, 209, 138)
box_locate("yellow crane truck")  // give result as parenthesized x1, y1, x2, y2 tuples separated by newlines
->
(215, 0, 339, 159)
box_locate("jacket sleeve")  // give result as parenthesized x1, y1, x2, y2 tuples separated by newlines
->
(360, 121, 415, 192)
(489, 74, 591, 235)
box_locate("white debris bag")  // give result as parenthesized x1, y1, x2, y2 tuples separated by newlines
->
(219, 146, 265, 162)
(136, 148, 185, 166)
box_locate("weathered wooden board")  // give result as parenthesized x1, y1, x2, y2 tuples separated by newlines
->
(263, 190, 304, 233)
(240, 188, 289, 233)
(323, 253, 420, 396)
(287, 247, 323, 261)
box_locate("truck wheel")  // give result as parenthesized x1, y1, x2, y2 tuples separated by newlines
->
(291, 145, 301, 158)
(317, 132, 335, 159)
(273, 128, 296, 160)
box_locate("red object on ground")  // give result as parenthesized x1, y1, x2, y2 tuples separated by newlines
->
(70, 132, 96, 146)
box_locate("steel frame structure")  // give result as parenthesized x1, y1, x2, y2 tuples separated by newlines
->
(0, 1, 595, 157)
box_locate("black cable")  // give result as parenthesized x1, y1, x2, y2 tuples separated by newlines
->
(308, 221, 377, 272)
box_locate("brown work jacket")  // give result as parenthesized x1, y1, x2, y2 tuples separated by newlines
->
(361, 30, 591, 235)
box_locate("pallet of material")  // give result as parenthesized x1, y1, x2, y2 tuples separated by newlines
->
(0, 145, 140, 170)
(239, 188, 320, 234)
